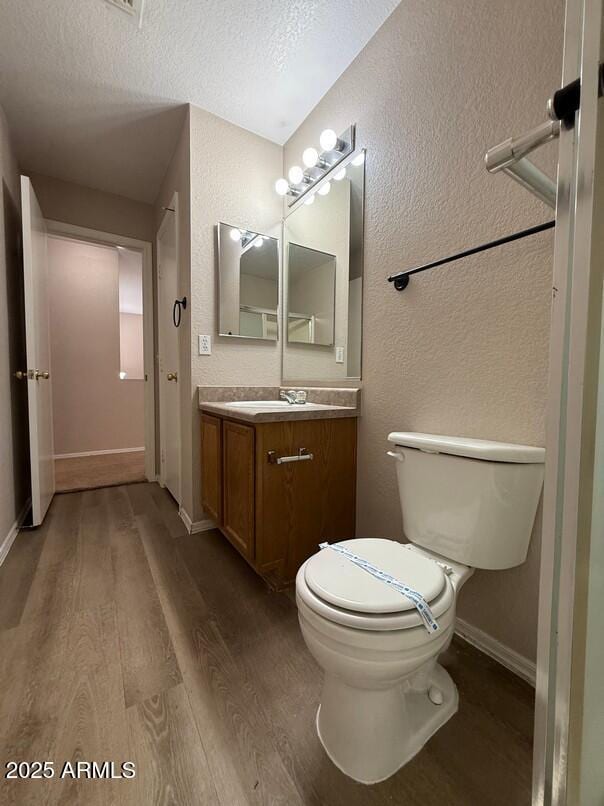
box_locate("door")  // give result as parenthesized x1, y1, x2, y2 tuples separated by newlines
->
(157, 197, 180, 502)
(533, 2, 604, 803)
(222, 420, 255, 559)
(21, 176, 55, 526)
(200, 414, 222, 524)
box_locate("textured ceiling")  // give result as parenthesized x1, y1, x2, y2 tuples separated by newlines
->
(0, 0, 400, 202)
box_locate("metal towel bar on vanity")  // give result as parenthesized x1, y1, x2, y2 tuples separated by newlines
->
(267, 448, 314, 465)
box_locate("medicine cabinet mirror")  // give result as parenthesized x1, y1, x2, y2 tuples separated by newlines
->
(282, 149, 365, 380)
(217, 223, 279, 341)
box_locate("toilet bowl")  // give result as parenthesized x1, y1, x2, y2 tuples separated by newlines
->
(296, 432, 545, 783)
(296, 538, 471, 784)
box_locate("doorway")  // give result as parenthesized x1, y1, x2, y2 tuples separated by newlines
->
(45, 222, 155, 493)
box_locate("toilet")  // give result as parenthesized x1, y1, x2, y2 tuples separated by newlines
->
(296, 432, 545, 784)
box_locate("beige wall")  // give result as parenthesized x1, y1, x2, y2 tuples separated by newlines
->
(154, 109, 192, 515)
(119, 313, 144, 379)
(284, 0, 564, 663)
(189, 104, 282, 521)
(48, 237, 144, 454)
(27, 173, 155, 243)
(0, 104, 29, 542)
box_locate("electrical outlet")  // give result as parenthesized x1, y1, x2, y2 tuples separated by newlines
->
(199, 335, 212, 355)
(335, 346, 345, 364)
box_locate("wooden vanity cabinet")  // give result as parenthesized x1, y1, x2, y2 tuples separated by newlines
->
(200, 413, 357, 587)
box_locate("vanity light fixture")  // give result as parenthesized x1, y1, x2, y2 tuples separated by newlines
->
(318, 181, 331, 196)
(253, 237, 263, 248)
(229, 227, 242, 241)
(303, 147, 319, 168)
(352, 152, 366, 166)
(289, 165, 304, 184)
(319, 128, 339, 151)
(304, 194, 315, 205)
(275, 124, 356, 206)
(334, 167, 347, 181)
(275, 178, 290, 197)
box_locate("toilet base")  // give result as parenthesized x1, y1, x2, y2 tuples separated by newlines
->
(316, 663, 458, 785)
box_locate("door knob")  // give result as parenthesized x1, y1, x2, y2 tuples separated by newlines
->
(34, 370, 50, 380)
(14, 370, 27, 380)
(167, 372, 178, 382)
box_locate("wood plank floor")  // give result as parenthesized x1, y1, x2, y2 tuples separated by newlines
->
(0, 483, 535, 805)
(54, 452, 146, 493)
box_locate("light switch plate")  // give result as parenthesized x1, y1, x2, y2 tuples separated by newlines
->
(199, 335, 212, 355)
(335, 346, 345, 364)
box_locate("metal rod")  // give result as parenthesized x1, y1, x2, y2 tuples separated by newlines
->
(485, 120, 559, 208)
(502, 159, 557, 208)
(388, 220, 555, 291)
(485, 120, 560, 172)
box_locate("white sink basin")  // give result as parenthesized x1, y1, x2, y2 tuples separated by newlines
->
(224, 400, 324, 410)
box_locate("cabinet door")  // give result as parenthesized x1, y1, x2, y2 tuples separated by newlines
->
(200, 414, 222, 524)
(222, 420, 255, 559)
(255, 418, 356, 583)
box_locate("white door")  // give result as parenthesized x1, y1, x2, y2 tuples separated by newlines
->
(532, 1, 604, 803)
(157, 199, 180, 502)
(21, 176, 55, 526)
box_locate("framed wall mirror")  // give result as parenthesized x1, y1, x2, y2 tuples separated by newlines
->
(217, 223, 279, 340)
(282, 148, 365, 380)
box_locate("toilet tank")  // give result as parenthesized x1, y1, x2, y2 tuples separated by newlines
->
(387, 433, 545, 570)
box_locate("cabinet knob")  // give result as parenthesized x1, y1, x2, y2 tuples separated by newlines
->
(167, 371, 178, 382)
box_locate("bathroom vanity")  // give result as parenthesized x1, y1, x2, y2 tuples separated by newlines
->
(199, 390, 359, 588)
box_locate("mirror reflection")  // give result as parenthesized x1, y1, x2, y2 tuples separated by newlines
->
(287, 243, 336, 345)
(283, 151, 364, 379)
(218, 223, 279, 340)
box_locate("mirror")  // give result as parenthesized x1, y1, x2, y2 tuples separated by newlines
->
(283, 150, 364, 380)
(218, 223, 279, 340)
(287, 243, 336, 345)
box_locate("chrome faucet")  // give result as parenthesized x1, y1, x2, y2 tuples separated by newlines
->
(280, 390, 298, 405)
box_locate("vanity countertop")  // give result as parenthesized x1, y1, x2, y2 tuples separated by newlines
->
(199, 400, 358, 423)
(197, 386, 360, 423)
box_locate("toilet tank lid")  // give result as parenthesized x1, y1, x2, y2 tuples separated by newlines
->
(387, 432, 545, 463)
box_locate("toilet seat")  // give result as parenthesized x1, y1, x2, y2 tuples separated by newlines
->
(297, 538, 455, 632)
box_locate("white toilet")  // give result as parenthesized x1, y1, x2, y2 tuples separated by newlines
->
(296, 432, 545, 784)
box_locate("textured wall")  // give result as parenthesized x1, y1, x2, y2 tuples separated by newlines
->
(189, 104, 283, 521)
(284, 0, 564, 662)
(27, 173, 155, 243)
(48, 238, 145, 454)
(0, 104, 29, 541)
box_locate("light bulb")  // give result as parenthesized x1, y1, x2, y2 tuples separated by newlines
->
(253, 237, 263, 248)
(229, 227, 241, 242)
(275, 178, 289, 196)
(304, 194, 315, 205)
(320, 129, 338, 151)
(334, 167, 346, 181)
(302, 147, 319, 168)
(318, 181, 331, 196)
(288, 165, 304, 184)
(352, 152, 365, 166)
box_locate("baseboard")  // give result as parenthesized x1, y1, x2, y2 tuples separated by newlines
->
(55, 447, 145, 459)
(455, 617, 536, 687)
(178, 506, 216, 535)
(0, 498, 32, 567)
